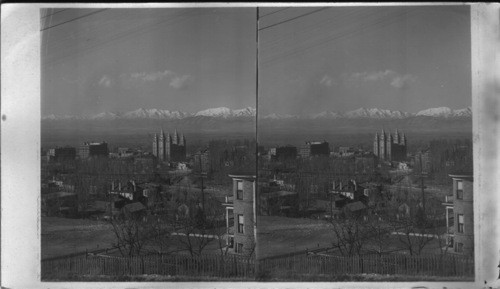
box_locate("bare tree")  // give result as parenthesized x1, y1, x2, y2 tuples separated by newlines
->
(329, 215, 369, 256)
(364, 216, 392, 255)
(110, 213, 149, 257)
(388, 204, 436, 256)
(172, 196, 226, 257)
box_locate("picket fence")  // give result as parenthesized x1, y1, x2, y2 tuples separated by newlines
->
(42, 253, 473, 280)
(42, 253, 255, 280)
(259, 253, 474, 280)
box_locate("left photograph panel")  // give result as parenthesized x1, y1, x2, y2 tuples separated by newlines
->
(40, 7, 257, 281)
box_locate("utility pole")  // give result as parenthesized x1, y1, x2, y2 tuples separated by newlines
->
(419, 153, 426, 213)
(255, 6, 260, 277)
(197, 153, 207, 211)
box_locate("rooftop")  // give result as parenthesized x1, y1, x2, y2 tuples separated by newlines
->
(228, 171, 256, 179)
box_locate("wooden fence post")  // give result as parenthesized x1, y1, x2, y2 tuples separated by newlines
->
(141, 257, 145, 275)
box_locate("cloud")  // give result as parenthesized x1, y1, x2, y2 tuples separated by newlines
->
(169, 75, 192, 89)
(319, 75, 336, 87)
(121, 70, 193, 89)
(390, 74, 417, 89)
(130, 70, 174, 82)
(98, 75, 112, 87)
(348, 70, 416, 89)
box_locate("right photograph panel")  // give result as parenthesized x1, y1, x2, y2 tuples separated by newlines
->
(256, 5, 473, 281)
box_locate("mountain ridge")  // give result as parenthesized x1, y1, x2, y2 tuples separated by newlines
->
(42, 106, 471, 121)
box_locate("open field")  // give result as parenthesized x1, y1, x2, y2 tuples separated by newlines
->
(42, 216, 228, 260)
(42, 217, 116, 259)
(258, 216, 450, 259)
(257, 216, 335, 258)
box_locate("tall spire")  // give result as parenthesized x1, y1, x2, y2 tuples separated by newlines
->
(173, 129, 179, 144)
(180, 133, 185, 146)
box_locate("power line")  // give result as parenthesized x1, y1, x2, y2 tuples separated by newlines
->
(260, 8, 417, 68)
(259, 7, 329, 32)
(41, 8, 70, 19)
(41, 9, 109, 32)
(42, 9, 197, 67)
(260, 8, 368, 52)
(259, 7, 290, 18)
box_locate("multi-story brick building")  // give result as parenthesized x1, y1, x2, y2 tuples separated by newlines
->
(443, 173, 474, 256)
(78, 142, 109, 159)
(299, 141, 329, 158)
(223, 173, 256, 256)
(269, 145, 297, 161)
(47, 146, 76, 161)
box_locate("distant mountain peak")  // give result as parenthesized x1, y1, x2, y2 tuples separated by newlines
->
(194, 107, 255, 118)
(41, 106, 470, 121)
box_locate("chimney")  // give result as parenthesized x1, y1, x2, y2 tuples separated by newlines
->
(332, 180, 336, 190)
(111, 181, 115, 191)
(118, 182, 122, 191)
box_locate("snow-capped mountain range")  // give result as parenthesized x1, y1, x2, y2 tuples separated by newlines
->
(42, 106, 471, 121)
(262, 107, 471, 120)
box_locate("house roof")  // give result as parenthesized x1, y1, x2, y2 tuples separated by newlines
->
(42, 191, 77, 200)
(123, 202, 146, 213)
(265, 190, 297, 198)
(345, 201, 367, 212)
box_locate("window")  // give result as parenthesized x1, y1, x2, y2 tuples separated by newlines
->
(457, 214, 464, 233)
(455, 242, 463, 253)
(236, 181, 243, 200)
(237, 214, 244, 234)
(456, 180, 463, 199)
(447, 235, 454, 248)
(236, 243, 243, 253)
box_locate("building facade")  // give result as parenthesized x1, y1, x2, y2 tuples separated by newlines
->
(223, 173, 256, 256)
(152, 129, 186, 162)
(443, 174, 474, 256)
(269, 145, 297, 161)
(78, 142, 109, 159)
(47, 146, 76, 162)
(373, 129, 407, 162)
(193, 148, 211, 173)
(414, 148, 432, 173)
(299, 141, 330, 158)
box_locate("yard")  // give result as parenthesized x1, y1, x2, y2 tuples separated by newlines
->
(257, 216, 335, 259)
(257, 216, 451, 259)
(42, 217, 115, 259)
(42, 216, 229, 260)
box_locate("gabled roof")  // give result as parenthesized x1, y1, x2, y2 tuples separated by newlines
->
(122, 202, 146, 213)
(345, 201, 367, 212)
(265, 190, 297, 198)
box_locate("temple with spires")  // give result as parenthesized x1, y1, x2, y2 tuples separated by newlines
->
(152, 129, 186, 162)
(373, 129, 407, 162)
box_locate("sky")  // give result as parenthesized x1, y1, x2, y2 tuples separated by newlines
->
(258, 6, 471, 116)
(41, 6, 471, 117)
(41, 8, 257, 116)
